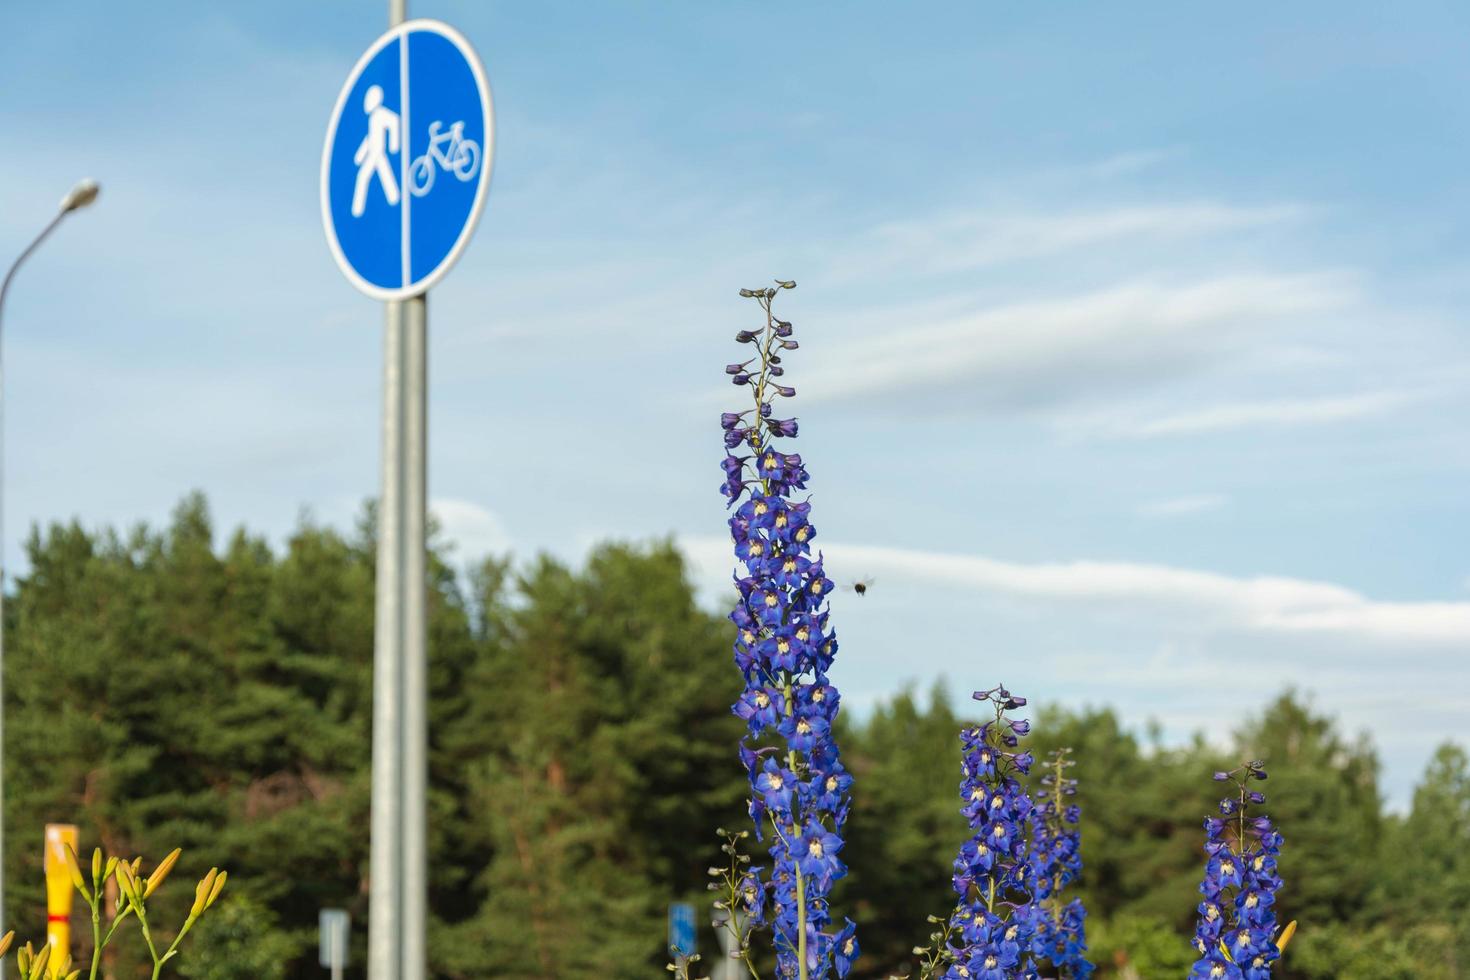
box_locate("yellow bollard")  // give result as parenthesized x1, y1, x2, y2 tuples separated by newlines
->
(43, 825, 78, 977)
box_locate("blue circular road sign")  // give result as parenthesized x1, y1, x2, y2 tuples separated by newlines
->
(320, 20, 493, 300)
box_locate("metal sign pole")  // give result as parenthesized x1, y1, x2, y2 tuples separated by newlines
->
(369, 6, 428, 979)
(369, 297, 427, 980)
(401, 292, 428, 980)
(326, 7, 484, 969)
(369, 295, 406, 980)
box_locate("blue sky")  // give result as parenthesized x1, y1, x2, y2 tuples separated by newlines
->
(3, 2, 1467, 806)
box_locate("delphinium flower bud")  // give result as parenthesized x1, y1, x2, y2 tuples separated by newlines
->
(1027, 749, 1093, 979)
(721, 282, 855, 980)
(944, 686, 1040, 980)
(1189, 762, 1286, 980)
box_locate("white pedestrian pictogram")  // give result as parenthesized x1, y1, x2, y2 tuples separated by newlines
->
(352, 85, 401, 217)
(408, 120, 481, 197)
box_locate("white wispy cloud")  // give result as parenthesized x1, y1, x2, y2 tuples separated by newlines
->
(1070, 389, 1420, 440)
(853, 200, 1307, 278)
(1080, 148, 1182, 179)
(680, 536, 1470, 646)
(802, 272, 1354, 407)
(1138, 493, 1229, 518)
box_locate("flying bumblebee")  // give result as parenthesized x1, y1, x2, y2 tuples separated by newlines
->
(850, 578, 874, 597)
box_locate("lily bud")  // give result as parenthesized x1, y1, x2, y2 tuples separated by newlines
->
(144, 848, 182, 898)
(191, 870, 218, 918)
(206, 870, 228, 908)
(62, 844, 89, 898)
(115, 862, 139, 903)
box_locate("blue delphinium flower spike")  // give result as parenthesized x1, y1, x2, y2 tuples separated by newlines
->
(944, 686, 1040, 980)
(1189, 761, 1286, 980)
(722, 282, 856, 979)
(1028, 748, 1094, 979)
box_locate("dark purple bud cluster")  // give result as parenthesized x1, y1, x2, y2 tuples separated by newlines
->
(1190, 761, 1285, 980)
(722, 281, 856, 979)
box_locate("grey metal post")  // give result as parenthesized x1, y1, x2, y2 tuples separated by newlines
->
(368, 299, 407, 980)
(370, 3, 429, 978)
(718, 918, 736, 980)
(0, 178, 99, 952)
(400, 294, 427, 980)
(711, 907, 738, 980)
(0, 208, 62, 945)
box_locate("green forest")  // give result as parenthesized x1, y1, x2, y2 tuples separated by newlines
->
(3, 495, 1466, 979)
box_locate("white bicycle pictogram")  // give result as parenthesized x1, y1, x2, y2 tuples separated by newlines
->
(408, 120, 481, 197)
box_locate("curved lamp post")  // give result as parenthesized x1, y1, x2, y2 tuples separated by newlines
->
(0, 177, 101, 938)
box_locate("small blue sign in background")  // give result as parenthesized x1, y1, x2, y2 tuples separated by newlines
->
(321, 20, 493, 300)
(669, 901, 698, 958)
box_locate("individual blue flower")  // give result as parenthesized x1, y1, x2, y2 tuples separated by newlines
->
(832, 919, 859, 978)
(1190, 956, 1244, 980)
(755, 758, 796, 814)
(797, 819, 846, 884)
(735, 686, 784, 735)
(779, 710, 831, 753)
(810, 763, 852, 812)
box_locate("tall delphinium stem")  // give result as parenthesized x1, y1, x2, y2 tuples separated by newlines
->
(723, 282, 857, 979)
(944, 686, 1038, 980)
(1188, 761, 1288, 980)
(1028, 749, 1093, 979)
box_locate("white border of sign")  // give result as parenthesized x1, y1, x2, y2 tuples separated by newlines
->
(319, 18, 495, 301)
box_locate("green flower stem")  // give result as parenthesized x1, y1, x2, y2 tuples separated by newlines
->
(136, 914, 162, 980)
(87, 901, 102, 980)
(782, 678, 809, 980)
(766, 812, 808, 980)
(795, 859, 809, 980)
(1049, 753, 1066, 929)
(155, 918, 196, 979)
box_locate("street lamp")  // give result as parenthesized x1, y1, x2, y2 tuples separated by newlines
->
(0, 176, 101, 938)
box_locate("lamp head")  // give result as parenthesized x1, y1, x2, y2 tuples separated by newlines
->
(60, 179, 100, 213)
